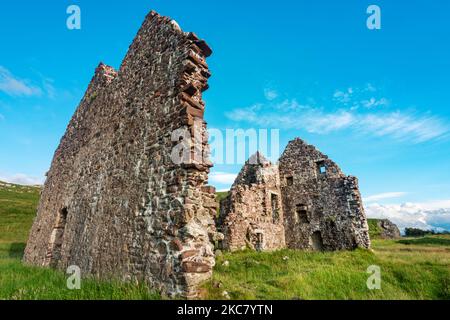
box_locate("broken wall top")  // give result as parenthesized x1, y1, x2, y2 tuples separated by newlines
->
(230, 152, 278, 188)
(279, 138, 346, 179)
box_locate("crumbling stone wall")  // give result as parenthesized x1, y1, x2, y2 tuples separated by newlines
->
(24, 11, 217, 298)
(218, 153, 286, 251)
(220, 139, 371, 252)
(279, 138, 370, 250)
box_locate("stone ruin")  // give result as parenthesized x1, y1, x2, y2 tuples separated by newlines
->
(218, 153, 286, 251)
(23, 10, 371, 299)
(24, 11, 219, 298)
(219, 138, 371, 252)
(377, 219, 401, 239)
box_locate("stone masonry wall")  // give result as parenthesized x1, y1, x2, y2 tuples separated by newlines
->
(377, 219, 401, 239)
(278, 138, 371, 251)
(23, 11, 217, 298)
(218, 153, 286, 251)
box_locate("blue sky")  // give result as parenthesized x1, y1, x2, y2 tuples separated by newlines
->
(1, 1, 449, 229)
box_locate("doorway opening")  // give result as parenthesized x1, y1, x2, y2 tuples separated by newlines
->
(46, 207, 68, 267)
(255, 232, 264, 252)
(295, 204, 309, 224)
(311, 231, 324, 251)
(271, 193, 280, 223)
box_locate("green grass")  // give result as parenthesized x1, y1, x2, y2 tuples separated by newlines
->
(367, 219, 383, 239)
(203, 237, 450, 300)
(1, 182, 449, 300)
(216, 192, 229, 203)
(0, 181, 40, 244)
(215, 191, 229, 216)
(0, 242, 159, 300)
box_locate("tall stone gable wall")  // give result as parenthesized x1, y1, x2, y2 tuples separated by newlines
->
(278, 138, 371, 250)
(23, 11, 217, 298)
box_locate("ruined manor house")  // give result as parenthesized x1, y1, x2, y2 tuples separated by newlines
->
(219, 142, 371, 252)
(24, 10, 371, 298)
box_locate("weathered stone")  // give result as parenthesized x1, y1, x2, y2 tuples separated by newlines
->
(182, 261, 211, 273)
(201, 186, 216, 194)
(218, 152, 286, 251)
(23, 10, 216, 299)
(219, 139, 371, 252)
(279, 138, 370, 251)
(181, 250, 198, 260)
(377, 219, 401, 239)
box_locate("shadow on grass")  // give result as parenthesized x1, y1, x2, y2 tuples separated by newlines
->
(8, 242, 26, 259)
(398, 237, 450, 246)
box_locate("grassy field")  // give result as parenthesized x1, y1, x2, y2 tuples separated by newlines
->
(0, 181, 40, 243)
(204, 237, 450, 300)
(367, 218, 383, 239)
(0, 181, 449, 300)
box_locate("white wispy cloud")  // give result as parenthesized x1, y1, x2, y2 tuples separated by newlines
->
(364, 192, 408, 202)
(226, 99, 449, 143)
(0, 66, 42, 97)
(209, 171, 238, 185)
(334, 85, 389, 110)
(365, 83, 377, 92)
(357, 112, 448, 143)
(365, 200, 450, 232)
(31, 68, 58, 99)
(361, 97, 389, 109)
(0, 173, 45, 186)
(43, 78, 56, 99)
(264, 88, 278, 101)
(414, 199, 450, 210)
(273, 99, 310, 112)
(227, 101, 351, 133)
(333, 88, 353, 104)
